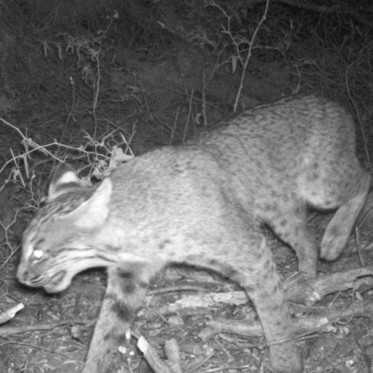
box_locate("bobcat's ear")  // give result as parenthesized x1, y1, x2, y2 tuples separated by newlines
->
(47, 165, 82, 202)
(68, 178, 113, 230)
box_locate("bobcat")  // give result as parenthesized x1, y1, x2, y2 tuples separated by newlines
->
(17, 95, 370, 373)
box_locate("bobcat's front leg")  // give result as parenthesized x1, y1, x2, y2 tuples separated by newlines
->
(82, 264, 156, 373)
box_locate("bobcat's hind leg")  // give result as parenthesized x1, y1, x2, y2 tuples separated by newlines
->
(191, 238, 303, 373)
(321, 171, 371, 261)
(82, 263, 162, 373)
(233, 241, 302, 373)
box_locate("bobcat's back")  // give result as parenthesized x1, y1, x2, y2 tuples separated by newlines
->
(196, 95, 359, 205)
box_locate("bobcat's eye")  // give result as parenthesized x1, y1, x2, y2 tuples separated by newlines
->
(32, 249, 44, 262)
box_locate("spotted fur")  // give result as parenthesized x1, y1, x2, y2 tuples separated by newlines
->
(17, 95, 370, 373)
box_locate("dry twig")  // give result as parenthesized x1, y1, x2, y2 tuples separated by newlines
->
(138, 336, 181, 373)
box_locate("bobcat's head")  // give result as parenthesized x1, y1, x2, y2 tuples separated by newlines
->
(17, 166, 113, 293)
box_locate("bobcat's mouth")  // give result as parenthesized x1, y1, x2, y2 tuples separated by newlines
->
(17, 269, 49, 288)
(43, 270, 68, 293)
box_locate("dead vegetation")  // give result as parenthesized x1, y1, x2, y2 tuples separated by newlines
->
(0, 0, 373, 372)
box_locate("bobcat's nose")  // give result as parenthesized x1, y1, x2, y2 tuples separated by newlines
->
(16, 267, 40, 286)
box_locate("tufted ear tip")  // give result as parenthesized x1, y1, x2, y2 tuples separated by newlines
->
(47, 164, 82, 202)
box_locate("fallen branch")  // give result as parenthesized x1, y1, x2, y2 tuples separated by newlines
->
(145, 266, 373, 318)
(285, 266, 373, 305)
(198, 299, 373, 341)
(0, 318, 92, 337)
(141, 266, 373, 344)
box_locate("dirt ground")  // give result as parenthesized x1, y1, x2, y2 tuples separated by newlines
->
(1, 1, 373, 372)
